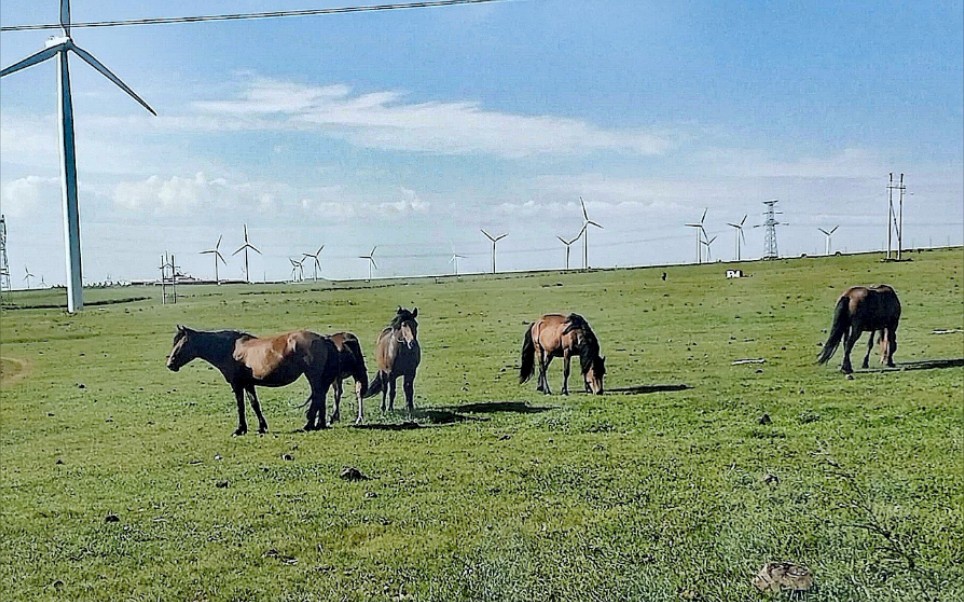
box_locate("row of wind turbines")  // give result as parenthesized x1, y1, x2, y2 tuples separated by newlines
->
(685, 208, 840, 263)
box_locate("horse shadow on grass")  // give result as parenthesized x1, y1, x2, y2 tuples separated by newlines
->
(855, 357, 963, 374)
(609, 383, 693, 395)
(349, 401, 552, 431)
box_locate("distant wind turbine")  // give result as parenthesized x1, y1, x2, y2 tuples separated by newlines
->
(200, 235, 227, 284)
(726, 215, 748, 261)
(1, 0, 156, 313)
(302, 245, 325, 281)
(818, 226, 839, 255)
(359, 246, 377, 281)
(557, 229, 583, 271)
(480, 229, 507, 274)
(685, 208, 708, 264)
(232, 225, 261, 283)
(450, 253, 466, 277)
(701, 234, 718, 261)
(289, 257, 304, 282)
(579, 197, 603, 270)
(23, 266, 34, 289)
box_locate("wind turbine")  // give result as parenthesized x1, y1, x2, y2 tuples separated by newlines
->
(302, 245, 324, 281)
(232, 225, 261, 283)
(726, 215, 748, 261)
(685, 208, 708, 264)
(200, 235, 227, 284)
(449, 252, 466, 277)
(701, 234, 718, 261)
(23, 267, 35, 289)
(579, 197, 603, 270)
(480, 229, 507, 274)
(818, 226, 839, 255)
(359, 246, 377, 281)
(557, 229, 583, 271)
(1, 0, 156, 313)
(288, 257, 304, 282)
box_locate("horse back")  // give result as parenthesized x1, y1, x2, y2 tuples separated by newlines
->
(236, 330, 334, 384)
(842, 285, 901, 327)
(532, 314, 577, 356)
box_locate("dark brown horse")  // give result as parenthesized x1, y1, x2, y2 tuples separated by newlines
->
(817, 284, 901, 373)
(520, 313, 606, 395)
(166, 325, 340, 434)
(364, 307, 421, 417)
(328, 332, 369, 424)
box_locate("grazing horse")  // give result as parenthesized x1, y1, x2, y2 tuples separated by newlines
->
(365, 307, 421, 417)
(328, 332, 369, 424)
(817, 284, 902, 374)
(166, 325, 340, 434)
(519, 313, 606, 395)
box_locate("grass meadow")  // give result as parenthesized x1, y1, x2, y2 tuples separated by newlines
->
(1, 248, 962, 601)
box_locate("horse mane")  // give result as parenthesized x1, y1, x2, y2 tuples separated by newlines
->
(564, 314, 600, 375)
(391, 309, 417, 329)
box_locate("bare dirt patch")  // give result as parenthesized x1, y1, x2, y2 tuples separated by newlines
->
(0, 356, 30, 386)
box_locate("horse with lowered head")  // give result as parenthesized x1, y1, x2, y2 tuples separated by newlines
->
(817, 284, 901, 374)
(520, 313, 606, 395)
(365, 307, 421, 417)
(166, 325, 340, 434)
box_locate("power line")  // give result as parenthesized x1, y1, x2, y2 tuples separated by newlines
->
(0, 0, 508, 33)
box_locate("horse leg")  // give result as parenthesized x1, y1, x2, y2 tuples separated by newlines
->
(303, 391, 318, 431)
(355, 378, 365, 425)
(330, 377, 343, 423)
(403, 372, 415, 419)
(886, 326, 898, 367)
(561, 352, 571, 396)
(245, 385, 268, 434)
(232, 385, 248, 436)
(538, 354, 552, 395)
(380, 372, 389, 413)
(862, 330, 875, 370)
(841, 325, 859, 374)
(388, 376, 397, 411)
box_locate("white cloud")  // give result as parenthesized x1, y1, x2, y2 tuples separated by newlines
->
(0, 175, 61, 218)
(193, 78, 672, 158)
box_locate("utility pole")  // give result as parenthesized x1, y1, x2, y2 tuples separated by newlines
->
(885, 173, 906, 260)
(897, 173, 906, 261)
(159, 254, 168, 304)
(0, 215, 11, 294)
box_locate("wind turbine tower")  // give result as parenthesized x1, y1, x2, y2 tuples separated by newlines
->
(449, 253, 466, 277)
(579, 197, 603, 270)
(685, 208, 708, 264)
(302, 245, 324, 281)
(481, 229, 507, 274)
(359, 246, 377, 281)
(1, 0, 156, 312)
(818, 226, 839, 256)
(557, 230, 582, 270)
(23, 266, 35, 289)
(200, 235, 227, 284)
(288, 257, 304, 282)
(726, 215, 747, 261)
(233, 225, 261, 283)
(701, 234, 718, 262)
(0, 215, 10, 292)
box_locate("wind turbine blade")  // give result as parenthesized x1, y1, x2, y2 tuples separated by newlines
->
(700, 208, 707, 223)
(557, 236, 567, 244)
(495, 233, 508, 241)
(580, 197, 589, 220)
(740, 229, 746, 243)
(250, 245, 261, 255)
(370, 246, 377, 256)
(1, 45, 62, 78)
(588, 220, 603, 229)
(370, 258, 378, 269)
(60, 0, 71, 36)
(830, 226, 839, 234)
(215, 234, 222, 249)
(232, 247, 244, 256)
(481, 229, 494, 241)
(317, 245, 325, 255)
(818, 228, 829, 236)
(69, 43, 157, 115)
(216, 251, 226, 264)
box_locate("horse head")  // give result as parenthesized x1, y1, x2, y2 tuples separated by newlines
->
(391, 307, 419, 349)
(167, 325, 197, 371)
(584, 354, 606, 395)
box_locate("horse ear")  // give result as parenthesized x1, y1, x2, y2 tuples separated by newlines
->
(397, 305, 403, 313)
(176, 324, 185, 332)
(412, 307, 418, 318)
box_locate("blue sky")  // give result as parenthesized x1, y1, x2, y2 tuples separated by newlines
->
(1, 0, 962, 284)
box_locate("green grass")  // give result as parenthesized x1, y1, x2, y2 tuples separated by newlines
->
(1, 249, 962, 601)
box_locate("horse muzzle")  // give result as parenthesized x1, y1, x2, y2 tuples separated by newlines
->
(166, 359, 179, 372)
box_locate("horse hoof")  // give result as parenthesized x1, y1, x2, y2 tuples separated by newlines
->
(302, 423, 316, 432)
(233, 429, 247, 436)
(330, 413, 340, 423)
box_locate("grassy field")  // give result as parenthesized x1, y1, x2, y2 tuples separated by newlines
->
(1, 249, 962, 601)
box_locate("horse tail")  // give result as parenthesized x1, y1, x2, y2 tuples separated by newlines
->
(364, 371, 384, 399)
(519, 326, 535, 384)
(817, 296, 851, 364)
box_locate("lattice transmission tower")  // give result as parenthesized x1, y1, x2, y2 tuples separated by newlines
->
(0, 215, 11, 292)
(760, 200, 785, 260)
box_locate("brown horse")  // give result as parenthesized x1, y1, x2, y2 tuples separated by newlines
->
(817, 284, 902, 373)
(364, 307, 421, 417)
(519, 313, 606, 395)
(166, 325, 340, 434)
(328, 332, 369, 424)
